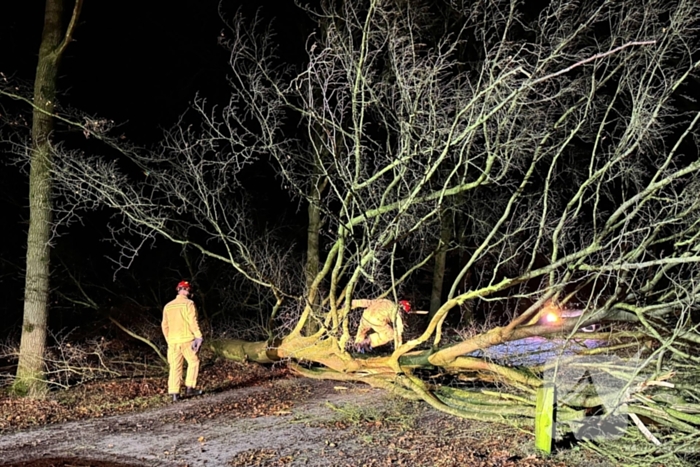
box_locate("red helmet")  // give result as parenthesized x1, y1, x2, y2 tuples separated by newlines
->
(398, 300, 411, 313)
(176, 280, 191, 291)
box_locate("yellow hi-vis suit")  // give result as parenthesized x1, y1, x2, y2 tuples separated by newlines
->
(162, 294, 203, 394)
(352, 299, 404, 348)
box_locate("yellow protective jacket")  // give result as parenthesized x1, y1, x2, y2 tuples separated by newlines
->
(162, 295, 203, 345)
(352, 299, 404, 348)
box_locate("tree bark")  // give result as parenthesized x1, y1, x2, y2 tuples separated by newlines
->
(429, 211, 452, 316)
(14, 0, 82, 398)
(303, 172, 325, 335)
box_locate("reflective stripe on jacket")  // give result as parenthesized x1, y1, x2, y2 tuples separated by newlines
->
(162, 295, 203, 345)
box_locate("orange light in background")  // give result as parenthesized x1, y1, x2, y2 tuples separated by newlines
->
(540, 299, 561, 325)
(544, 312, 559, 323)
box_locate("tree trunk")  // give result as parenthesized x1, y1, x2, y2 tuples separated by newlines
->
(303, 168, 325, 335)
(13, 0, 82, 398)
(429, 211, 452, 316)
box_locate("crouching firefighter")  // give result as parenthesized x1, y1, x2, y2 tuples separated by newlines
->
(162, 281, 204, 402)
(352, 299, 411, 352)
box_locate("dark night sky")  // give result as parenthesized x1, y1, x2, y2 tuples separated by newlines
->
(0, 0, 315, 332)
(1, 0, 313, 135)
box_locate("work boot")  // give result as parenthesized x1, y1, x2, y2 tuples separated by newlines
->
(186, 387, 203, 397)
(170, 393, 179, 403)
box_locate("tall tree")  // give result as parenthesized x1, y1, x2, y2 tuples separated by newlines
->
(13, 0, 83, 397)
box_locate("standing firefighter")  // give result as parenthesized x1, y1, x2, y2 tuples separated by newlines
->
(352, 299, 411, 352)
(162, 281, 204, 402)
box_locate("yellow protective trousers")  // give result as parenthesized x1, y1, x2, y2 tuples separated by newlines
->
(356, 321, 395, 347)
(167, 341, 200, 394)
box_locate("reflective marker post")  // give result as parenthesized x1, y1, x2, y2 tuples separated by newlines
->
(535, 382, 556, 454)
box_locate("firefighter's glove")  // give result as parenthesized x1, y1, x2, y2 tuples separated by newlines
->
(192, 337, 204, 353)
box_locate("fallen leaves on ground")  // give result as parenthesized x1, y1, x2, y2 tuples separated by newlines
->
(0, 359, 289, 433)
(1, 361, 608, 467)
(229, 448, 294, 466)
(167, 379, 312, 424)
(347, 419, 571, 467)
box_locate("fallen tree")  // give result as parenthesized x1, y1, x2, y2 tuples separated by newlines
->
(46, 0, 700, 463)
